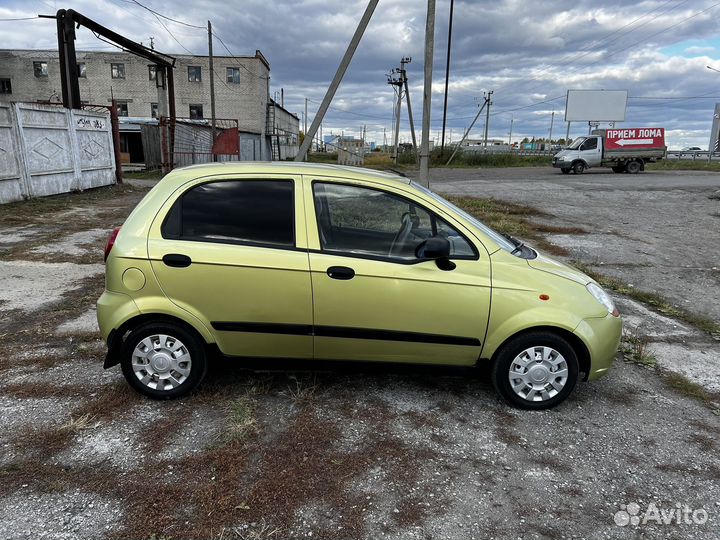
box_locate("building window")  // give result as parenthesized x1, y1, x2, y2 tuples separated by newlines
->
(151, 103, 158, 118)
(111, 63, 125, 79)
(187, 66, 202, 82)
(0, 79, 11, 94)
(33, 61, 48, 78)
(226, 67, 240, 84)
(116, 101, 129, 117)
(189, 104, 203, 119)
(77, 63, 86, 78)
(148, 65, 157, 81)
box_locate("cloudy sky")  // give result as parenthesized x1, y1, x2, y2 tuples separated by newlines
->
(3, 0, 720, 148)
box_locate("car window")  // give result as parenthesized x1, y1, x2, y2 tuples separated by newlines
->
(313, 182, 475, 261)
(162, 180, 294, 247)
(580, 137, 598, 151)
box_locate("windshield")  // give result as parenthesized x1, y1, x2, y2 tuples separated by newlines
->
(411, 182, 517, 253)
(567, 137, 586, 150)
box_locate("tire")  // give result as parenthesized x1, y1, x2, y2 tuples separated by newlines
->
(572, 161, 585, 174)
(491, 332, 579, 410)
(120, 321, 208, 399)
(611, 166, 624, 173)
(560, 168, 570, 174)
(625, 160, 642, 174)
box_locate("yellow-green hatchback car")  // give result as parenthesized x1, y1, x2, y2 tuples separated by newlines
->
(98, 162, 621, 409)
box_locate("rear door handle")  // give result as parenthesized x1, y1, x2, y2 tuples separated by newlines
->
(162, 253, 192, 268)
(327, 266, 355, 280)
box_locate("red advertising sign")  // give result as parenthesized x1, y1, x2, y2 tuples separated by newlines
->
(605, 128, 665, 150)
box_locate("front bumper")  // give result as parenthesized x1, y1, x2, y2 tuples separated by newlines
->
(574, 313, 623, 381)
(552, 158, 571, 168)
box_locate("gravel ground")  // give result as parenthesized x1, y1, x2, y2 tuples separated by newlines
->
(0, 177, 718, 540)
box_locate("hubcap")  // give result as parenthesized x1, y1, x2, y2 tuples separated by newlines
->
(131, 334, 192, 391)
(508, 346, 568, 402)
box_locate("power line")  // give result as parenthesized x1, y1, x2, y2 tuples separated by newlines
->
(211, 31, 269, 80)
(121, 0, 206, 29)
(469, 3, 720, 125)
(489, 95, 565, 117)
(0, 16, 41, 21)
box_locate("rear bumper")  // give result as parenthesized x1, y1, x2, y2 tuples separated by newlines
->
(575, 313, 623, 381)
(97, 290, 140, 368)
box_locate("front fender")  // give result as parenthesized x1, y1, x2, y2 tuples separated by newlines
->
(481, 305, 583, 360)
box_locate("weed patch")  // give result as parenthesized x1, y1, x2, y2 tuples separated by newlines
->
(621, 324, 656, 367)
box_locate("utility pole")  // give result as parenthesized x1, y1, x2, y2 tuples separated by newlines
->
(440, 0, 454, 156)
(304, 97, 308, 136)
(482, 90, 493, 147)
(565, 121, 571, 143)
(387, 67, 403, 161)
(401, 57, 418, 159)
(208, 20, 217, 155)
(548, 111, 555, 143)
(418, 0, 436, 188)
(508, 116, 513, 147)
(295, 0, 378, 161)
(446, 98, 487, 166)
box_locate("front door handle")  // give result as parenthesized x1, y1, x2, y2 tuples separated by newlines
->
(162, 253, 192, 268)
(327, 266, 355, 280)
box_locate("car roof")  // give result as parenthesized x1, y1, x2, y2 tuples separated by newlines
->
(167, 161, 412, 186)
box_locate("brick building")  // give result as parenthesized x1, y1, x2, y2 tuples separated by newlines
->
(0, 48, 299, 162)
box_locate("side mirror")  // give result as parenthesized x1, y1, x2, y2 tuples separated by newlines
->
(415, 236, 456, 271)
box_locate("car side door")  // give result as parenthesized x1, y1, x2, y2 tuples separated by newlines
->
(147, 174, 313, 359)
(304, 177, 492, 366)
(580, 136, 602, 166)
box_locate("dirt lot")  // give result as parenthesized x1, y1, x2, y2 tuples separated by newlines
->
(0, 176, 719, 540)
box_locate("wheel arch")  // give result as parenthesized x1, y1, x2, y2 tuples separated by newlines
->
(104, 313, 217, 369)
(485, 325, 591, 381)
(571, 159, 588, 172)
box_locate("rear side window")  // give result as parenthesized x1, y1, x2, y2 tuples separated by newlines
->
(162, 180, 294, 247)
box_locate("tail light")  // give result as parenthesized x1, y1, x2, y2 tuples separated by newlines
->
(104, 227, 121, 262)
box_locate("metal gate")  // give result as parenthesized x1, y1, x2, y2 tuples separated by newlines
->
(160, 117, 240, 170)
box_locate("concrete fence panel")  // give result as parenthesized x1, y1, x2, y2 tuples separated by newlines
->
(0, 102, 116, 204)
(0, 104, 25, 202)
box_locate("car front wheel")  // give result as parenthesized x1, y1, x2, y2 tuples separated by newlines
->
(120, 321, 207, 399)
(492, 332, 579, 409)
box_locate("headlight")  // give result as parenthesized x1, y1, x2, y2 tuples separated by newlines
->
(586, 282, 619, 316)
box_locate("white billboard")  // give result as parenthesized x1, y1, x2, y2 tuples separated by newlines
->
(564, 90, 628, 122)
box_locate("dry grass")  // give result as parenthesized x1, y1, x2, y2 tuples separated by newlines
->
(448, 195, 585, 257)
(284, 375, 319, 406)
(622, 324, 656, 367)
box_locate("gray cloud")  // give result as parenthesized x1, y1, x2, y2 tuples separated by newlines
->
(2, 0, 720, 147)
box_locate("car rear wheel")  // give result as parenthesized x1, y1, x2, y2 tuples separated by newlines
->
(492, 332, 579, 410)
(572, 161, 585, 174)
(120, 321, 207, 399)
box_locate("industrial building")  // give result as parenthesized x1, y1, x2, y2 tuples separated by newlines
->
(0, 48, 299, 164)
